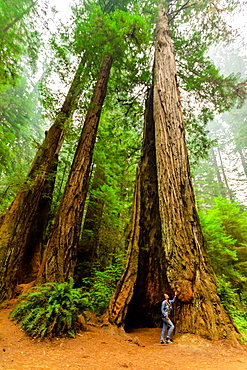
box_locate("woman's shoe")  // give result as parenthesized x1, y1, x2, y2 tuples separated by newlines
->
(166, 338, 173, 343)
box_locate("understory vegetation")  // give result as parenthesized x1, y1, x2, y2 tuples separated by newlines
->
(1, 0, 247, 341)
(9, 279, 92, 339)
(199, 197, 247, 337)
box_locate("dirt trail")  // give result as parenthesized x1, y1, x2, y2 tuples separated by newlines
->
(1, 308, 247, 370)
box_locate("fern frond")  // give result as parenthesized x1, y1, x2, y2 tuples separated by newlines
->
(9, 279, 91, 339)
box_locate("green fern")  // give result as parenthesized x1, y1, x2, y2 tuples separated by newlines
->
(9, 278, 92, 339)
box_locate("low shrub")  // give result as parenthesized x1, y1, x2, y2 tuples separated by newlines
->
(218, 275, 247, 338)
(9, 278, 92, 339)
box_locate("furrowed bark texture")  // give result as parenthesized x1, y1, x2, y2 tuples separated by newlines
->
(108, 168, 141, 326)
(39, 54, 113, 283)
(153, 11, 237, 339)
(75, 167, 106, 283)
(20, 154, 58, 283)
(80, 168, 106, 262)
(0, 57, 86, 302)
(109, 87, 168, 327)
(109, 11, 238, 340)
(124, 87, 167, 328)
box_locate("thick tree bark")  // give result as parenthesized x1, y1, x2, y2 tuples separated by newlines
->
(108, 168, 141, 326)
(20, 154, 58, 283)
(109, 11, 238, 340)
(153, 12, 236, 339)
(80, 193, 105, 262)
(110, 87, 166, 328)
(76, 167, 106, 280)
(0, 57, 86, 302)
(38, 54, 113, 283)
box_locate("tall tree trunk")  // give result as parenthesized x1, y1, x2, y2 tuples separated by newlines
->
(217, 146, 233, 201)
(109, 10, 238, 340)
(108, 168, 141, 326)
(210, 147, 227, 197)
(109, 87, 166, 328)
(153, 12, 235, 339)
(76, 167, 106, 278)
(0, 57, 86, 302)
(238, 147, 247, 178)
(38, 54, 113, 283)
(20, 154, 58, 283)
(217, 147, 233, 200)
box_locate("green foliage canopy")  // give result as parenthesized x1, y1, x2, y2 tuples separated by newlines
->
(167, 0, 247, 163)
(199, 197, 247, 292)
(0, 0, 39, 88)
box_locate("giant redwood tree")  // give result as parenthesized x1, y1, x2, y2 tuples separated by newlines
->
(108, 3, 245, 340)
(38, 4, 151, 283)
(39, 53, 113, 283)
(0, 53, 87, 302)
(0, 0, 151, 301)
(0, 1, 110, 301)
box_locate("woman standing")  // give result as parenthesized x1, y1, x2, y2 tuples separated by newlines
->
(160, 291, 178, 344)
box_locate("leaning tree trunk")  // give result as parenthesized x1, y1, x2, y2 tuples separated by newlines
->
(38, 54, 113, 284)
(20, 154, 58, 283)
(238, 147, 247, 178)
(0, 57, 86, 302)
(80, 167, 106, 263)
(109, 10, 238, 340)
(210, 147, 227, 198)
(217, 147, 234, 201)
(75, 167, 106, 282)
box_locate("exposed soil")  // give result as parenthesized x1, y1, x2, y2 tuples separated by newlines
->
(1, 307, 247, 370)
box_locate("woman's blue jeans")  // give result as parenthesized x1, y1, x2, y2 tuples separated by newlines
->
(161, 317, 174, 340)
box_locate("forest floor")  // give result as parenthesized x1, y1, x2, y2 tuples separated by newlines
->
(1, 307, 247, 370)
